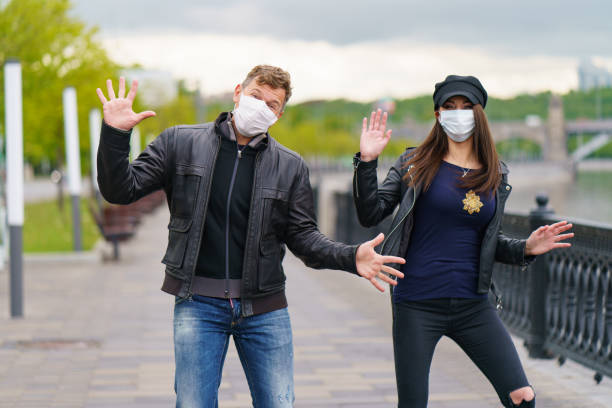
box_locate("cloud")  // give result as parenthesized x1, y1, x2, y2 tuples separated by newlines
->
(72, 0, 612, 58)
(101, 33, 580, 103)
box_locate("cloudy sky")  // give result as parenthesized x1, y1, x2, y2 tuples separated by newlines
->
(70, 0, 612, 103)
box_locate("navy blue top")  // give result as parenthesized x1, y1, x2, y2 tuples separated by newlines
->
(393, 161, 496, 302)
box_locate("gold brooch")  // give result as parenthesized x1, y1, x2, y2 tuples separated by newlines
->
(462, 190, 483, 214)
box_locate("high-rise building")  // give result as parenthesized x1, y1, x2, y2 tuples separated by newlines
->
(578, 59, 612, 91)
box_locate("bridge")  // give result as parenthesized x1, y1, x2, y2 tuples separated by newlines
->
(490, 95, 612, 162)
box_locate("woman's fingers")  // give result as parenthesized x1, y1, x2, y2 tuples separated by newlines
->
(553, 242, 572, 249)
(554, 233, 574, 242)
(374, 109, 382, 129)
(369, 111, 376, 131)
(362, 117, 367, 135)
(96, 88, 107, 105)
(553, 223, 573, 235)
(548, 220, 569, 230)
(381, 111, 388, 131)
(106, 79, 116, 99)
(118, 76, 126, 99)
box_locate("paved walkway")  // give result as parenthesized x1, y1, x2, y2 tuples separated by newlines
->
(0, 206, 611, 407)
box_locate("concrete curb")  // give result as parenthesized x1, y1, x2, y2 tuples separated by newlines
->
(23, 239, 105, 264)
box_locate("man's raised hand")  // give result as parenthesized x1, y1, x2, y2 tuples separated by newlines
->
(360, 109, 392, 162)
(96, 77, 156, 131)
(355, 233, 405, 292)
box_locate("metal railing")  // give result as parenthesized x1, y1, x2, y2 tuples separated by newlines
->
(493, 195, 611, 383)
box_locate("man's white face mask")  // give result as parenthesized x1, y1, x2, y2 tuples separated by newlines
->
(438, 109, 475, 142)
(232, 93, 278, 138)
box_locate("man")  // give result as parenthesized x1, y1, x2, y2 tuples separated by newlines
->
(96, 65, 405, 407)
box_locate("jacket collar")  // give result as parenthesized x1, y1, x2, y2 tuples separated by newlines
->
(214, 112, 269, 151)
(499, 160, 509, 175)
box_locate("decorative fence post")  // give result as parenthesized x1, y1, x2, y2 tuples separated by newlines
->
(526, 193, 554, 358)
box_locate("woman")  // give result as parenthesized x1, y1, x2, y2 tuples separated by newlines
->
(352, 75, 574, 408)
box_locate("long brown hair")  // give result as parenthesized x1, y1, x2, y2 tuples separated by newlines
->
(402, 104, 501, 194)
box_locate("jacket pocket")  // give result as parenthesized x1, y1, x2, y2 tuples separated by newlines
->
(170, 164, 204, 218)
(260, 188, 290, 239)
(161, 216, 193, 268)
(257, 238, 286, 291)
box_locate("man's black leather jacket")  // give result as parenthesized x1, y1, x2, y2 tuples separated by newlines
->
(97, 114, 358, 317)
(352, 148, 535, 298)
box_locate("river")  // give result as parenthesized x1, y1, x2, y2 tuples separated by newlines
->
(505, 167, 612, 226)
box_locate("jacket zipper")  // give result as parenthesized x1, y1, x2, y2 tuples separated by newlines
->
(240, 150, 262, 316)
(379, 188, 416, 256)
(379, 170, 416, 255)
(186, 136, 221, 299)
(224, 144, 243, 304)
(353, 165, 360, 199)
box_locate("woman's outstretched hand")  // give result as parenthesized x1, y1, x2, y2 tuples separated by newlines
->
(96, 77, 156, 131)
(360, 108, 392, 162)
(356, 233, 405, 292)
(525, 220, 574, 256)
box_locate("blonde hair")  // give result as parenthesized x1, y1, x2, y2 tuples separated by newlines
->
(242, 65, 292, 109)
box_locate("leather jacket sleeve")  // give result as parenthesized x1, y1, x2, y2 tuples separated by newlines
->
(284, 160, 359, 274)
(495, 230, 536, 267)
(353, 154, 403, 227)
(97, 121, 171, 204)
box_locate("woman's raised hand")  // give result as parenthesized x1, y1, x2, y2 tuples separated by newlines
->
(96, 77, 156, 131)
(360, 108, 392, 162)
(525, 220, 574, 256)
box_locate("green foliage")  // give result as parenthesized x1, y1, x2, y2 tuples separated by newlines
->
(394, 95, 436, 122)
(563, 87, 612, 120)
(486, 93, 551, 121)
(23, 197, 100, 252)
(0, 0, 119, 173)
(136, 81, 199, 143)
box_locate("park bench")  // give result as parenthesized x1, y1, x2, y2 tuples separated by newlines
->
(88, 190, 167, 260)
(89, 201, 136, 260)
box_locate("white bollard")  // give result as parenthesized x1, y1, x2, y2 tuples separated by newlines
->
(5, 59, 24, 318)
(89, 108, 101, 194)
(130, 125, 141, 162)
(62, 87, 82, 251)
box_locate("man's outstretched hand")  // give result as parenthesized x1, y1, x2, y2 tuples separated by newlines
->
(356, 233, 405, 292)
(96, 77, 156, 131)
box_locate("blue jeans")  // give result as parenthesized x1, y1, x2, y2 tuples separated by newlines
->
(173, 294, 294, 408)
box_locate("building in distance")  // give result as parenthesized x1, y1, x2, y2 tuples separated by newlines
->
(578, 59, 612, 91)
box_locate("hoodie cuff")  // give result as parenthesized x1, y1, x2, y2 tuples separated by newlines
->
(101, 120, 132, 150)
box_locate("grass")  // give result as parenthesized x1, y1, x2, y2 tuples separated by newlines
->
(23, 196, 101, 253)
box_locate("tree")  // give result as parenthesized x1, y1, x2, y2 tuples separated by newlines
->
(0, 0, 119, 174)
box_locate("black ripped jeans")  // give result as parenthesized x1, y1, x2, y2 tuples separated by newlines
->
(392, 298, 532, 408)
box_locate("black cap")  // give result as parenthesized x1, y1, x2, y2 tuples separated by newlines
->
(433, 75, 487, 110)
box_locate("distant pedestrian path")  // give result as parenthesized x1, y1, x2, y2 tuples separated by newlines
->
(0, 206, 610, 407)
(21, 178, 92, 203)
